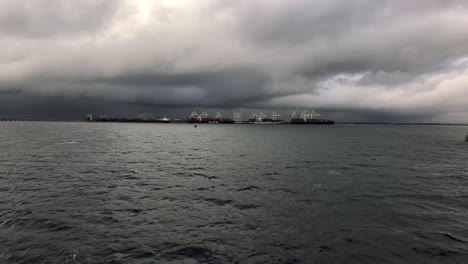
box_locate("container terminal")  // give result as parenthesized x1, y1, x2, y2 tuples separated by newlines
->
(86, 110, 335, 125)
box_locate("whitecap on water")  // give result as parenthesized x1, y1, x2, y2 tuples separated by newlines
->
(328, 170, 342, 175)
(57, 141, 78, 144)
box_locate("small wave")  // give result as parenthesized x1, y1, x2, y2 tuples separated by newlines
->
(237, 185, 260, 191)
(80, 170, 98, 174)
(132, 250, 156, 259)
(278, 258, 300, 264)
(234, 203, 260, 210)
(413, 247, 461, 257)
(189, 167, 205, 171)
(203, 197, 233, 206)
(440, 232, 466, 243)
(100, 216, 119, 224)
(124, 175, 138, 180)
(317, 245, 333, 252)
(344, 237, 358, 243)
(274, 188, 298, 194)
(208, 221, 235, 227)
(192, 172, 218, 179)
(159, 246, 226, 263)
(32, 218, 74, 232)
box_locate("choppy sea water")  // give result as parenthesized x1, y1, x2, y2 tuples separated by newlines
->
(1, 122, 468, 264)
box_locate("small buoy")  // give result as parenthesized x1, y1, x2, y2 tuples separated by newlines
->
(194, 124, 197, 128)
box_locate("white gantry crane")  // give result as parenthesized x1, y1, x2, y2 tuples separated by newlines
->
(190, 111, 199, 119)
(291, 108, 299, 119)
(201, 111, 209, 119)
(299, 110, 320, 121)
(310, 110, 320, 120)
(251, 112, 258, 120)
(258, 112, 266, 121)
(231, 112, 241, 123)
(271, 111, 280, 121)
(300, 110, 309, 121)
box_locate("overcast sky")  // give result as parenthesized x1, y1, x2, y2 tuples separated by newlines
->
(1, 0, 468, 122)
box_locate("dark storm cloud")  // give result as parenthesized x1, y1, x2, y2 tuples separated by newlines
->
(1, 0, 468, 122)
(218, 0, 467, 45)
(90, 67, 273, 107)
(0, 93, 173, 120)
(0, 89, 20, 95)
(215, 0, 468, 78)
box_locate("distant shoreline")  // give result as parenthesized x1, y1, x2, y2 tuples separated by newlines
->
(337, 122, 468, 126)
(1, 119, 468, 126)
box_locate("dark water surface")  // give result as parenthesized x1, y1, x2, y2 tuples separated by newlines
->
(1, 122, 468, 264)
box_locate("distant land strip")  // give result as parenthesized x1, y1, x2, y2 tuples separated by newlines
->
(338, 122, 468, 126)
(0, 117, 79, 122)
(1, 118, 467, 126)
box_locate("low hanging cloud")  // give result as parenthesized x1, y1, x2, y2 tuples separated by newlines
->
(1, 0, 468, 121)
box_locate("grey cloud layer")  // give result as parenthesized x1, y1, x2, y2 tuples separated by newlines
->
(0, 0, 121, 37)
(1, 0, 468, 121)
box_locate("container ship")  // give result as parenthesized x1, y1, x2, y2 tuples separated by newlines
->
(248, 111, 286, 124)
(290, 110, 335, 125)
(187, 111, 235, 124)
